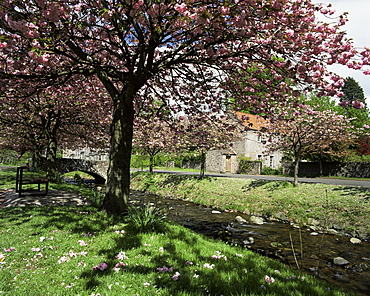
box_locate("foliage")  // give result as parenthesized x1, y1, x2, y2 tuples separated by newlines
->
(343, 151, 370, 162)
(133, 115, 179, 173)
(127, 202, 167, 233)
(237, 156, 252, 174)
(0, 77, 110, 174)
(305, 95, 344, 113)
(339, 77, 370, 129)
(263, 105, 357, 186)
(131, 154, 150, 169)
(73, 173, 85, 187)
(356, 136, 370, 156)
(261, 166, 283, 176)
(0, 149, 21, 165)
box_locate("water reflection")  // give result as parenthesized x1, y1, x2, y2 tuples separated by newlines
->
(130, 190, 370, 296)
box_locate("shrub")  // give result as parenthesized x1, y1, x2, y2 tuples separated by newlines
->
(127, 202, 167, 233)
(237, 156, 252, 173)
(74, 173, 85, 186)
(88, 190, 105, 208)
(261, 166, 283, 175)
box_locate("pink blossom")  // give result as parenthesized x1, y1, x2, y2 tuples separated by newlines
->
(58, 256, 70, 264)
(339, 100, 350, 107)
(93, 262, 108, 271)
(115, 262, 126, 268)
(174, 3, 187, 14)
(352, 101, 365, 109)
(219, 6, 230, 15)
(4, 247, 15, 252)
(157, 266, 174, 273)
(116, 251, 128, 260)
(203, 263, 215, 269)
(78, 240, 88, 246)
(265, 275, 275, 284)
(172, 271, 181, 281)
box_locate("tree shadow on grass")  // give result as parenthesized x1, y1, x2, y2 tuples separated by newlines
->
(242, 180, 294, 192)
(0, 205, 113, 235)
(78, 221, 348, 296)
(332, 186, 370, 202)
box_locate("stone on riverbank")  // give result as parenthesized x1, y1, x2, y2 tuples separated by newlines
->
(333, 257, 349, 266)
(250, 216, 264, 225)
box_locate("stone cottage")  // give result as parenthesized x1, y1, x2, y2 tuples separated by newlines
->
(205, 112, 283, 174)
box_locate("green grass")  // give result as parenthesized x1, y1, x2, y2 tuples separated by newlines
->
(130, 172, 370, 240)
(134, 166, 202, 173)
(0, 168, 357, 295)
(0, 206, 352, 296)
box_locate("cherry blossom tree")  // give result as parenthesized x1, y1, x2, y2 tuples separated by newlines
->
(263, 106, 356, 186)
(1, 0, 370, 213)
(176, 113, 244, 179)
(133, 116, 179, 174)
(0, 76, 111, 175)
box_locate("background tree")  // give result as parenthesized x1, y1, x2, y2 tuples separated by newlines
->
(339, 77, 370, 128)
(1, 1, 369, 214)
(263, 106, 356, 186)
(133, 116, 179, 174)
(0, 76, 110, 175)
(305, 95, 344, 113)
(177, 113, 244, 179)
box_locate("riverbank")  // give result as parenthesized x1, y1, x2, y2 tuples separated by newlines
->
(130, 172, 370, 241)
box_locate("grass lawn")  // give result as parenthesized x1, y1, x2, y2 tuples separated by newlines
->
(0, 168, 362, 295)
(0, 206, 353, 296)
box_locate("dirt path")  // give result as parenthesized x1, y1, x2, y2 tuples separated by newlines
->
(0, 188, 90, 207)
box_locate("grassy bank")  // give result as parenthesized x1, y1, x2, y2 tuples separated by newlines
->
(130, 172, 370, 240)
(0, 168, 357, 295)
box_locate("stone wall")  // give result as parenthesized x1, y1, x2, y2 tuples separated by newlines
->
(182, 160, 202, 170)
(237, 161, 262, 175)
(282, 161, 370, 178)
(205, 150, 238, 173)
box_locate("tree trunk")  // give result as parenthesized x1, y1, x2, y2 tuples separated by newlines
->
(30, 149, 43, 171)
(319, 157, 323, 177)
(293, 157, 300, 187)
(46, 136, 58, 178)
(101, 91, 134, 215)
(149, 154, 154, 174)
(199, 152, 206, 179)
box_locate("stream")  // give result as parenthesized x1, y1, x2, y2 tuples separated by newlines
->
(130, 190, 370, 296)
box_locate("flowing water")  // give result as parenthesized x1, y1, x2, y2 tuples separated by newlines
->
(130, 190, 370, 296)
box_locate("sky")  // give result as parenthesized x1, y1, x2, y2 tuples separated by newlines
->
(318, 0, 370, 103)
